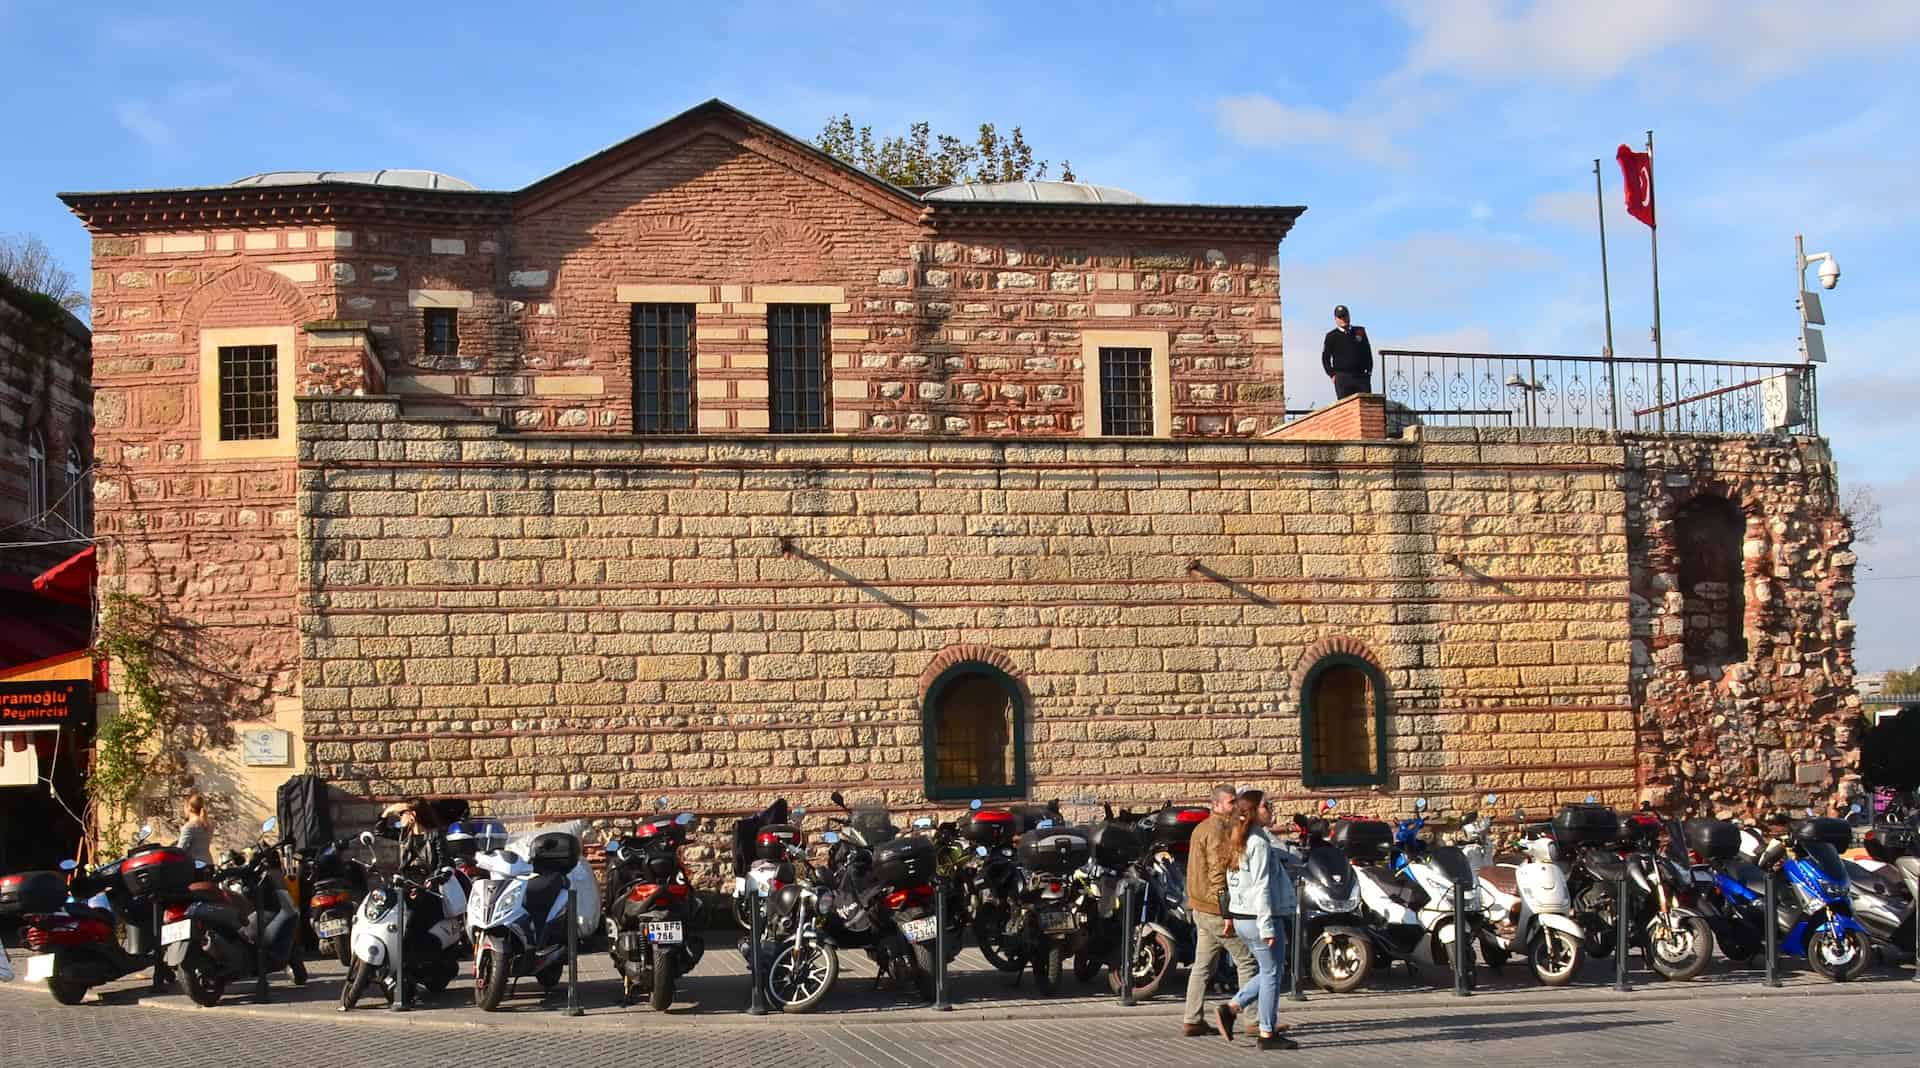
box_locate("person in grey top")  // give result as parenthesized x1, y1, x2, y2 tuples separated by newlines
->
(176, 792, 214, 865)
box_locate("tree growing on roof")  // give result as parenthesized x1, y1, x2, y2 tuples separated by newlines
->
(814, 116, 1076, 187)
(0, 233, 86, 311)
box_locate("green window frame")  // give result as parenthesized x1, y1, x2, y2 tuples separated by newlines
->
(1299, 653, 1391, 788)
(920, 661, 1029, 802)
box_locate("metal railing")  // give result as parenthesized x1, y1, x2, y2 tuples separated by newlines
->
(1378, 350, 1819, 435)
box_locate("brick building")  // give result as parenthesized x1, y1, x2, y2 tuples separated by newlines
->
(59, 101, 1857, 853)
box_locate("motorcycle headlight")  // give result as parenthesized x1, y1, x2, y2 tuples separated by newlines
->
(1304, 882, 1357, 912)
(365, 887, 393, 916)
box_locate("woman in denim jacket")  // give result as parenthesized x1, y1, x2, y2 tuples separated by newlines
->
(1215, 789, 1299, 1050)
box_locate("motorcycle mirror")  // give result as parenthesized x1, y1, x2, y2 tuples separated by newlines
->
(675, 812, 695, 827)
(976, 845, 988, 858)
(831, 791, 846, 809)
(135, 823, 152, 844)
(1585, 794, 1598, 804)
(604, 839, 622, 858)
(59, 859, 78, 872)
(1484, 793, 1498, 805)
(262, 816, 278, 834)
(822, 831, 840, 845)
(793, 806, 808, 819)
(1414, 797, 1428, 811)
(1037, 818, 1055, 829)
(970, 799, 983, 811)
(359, 830, 376, 847)
(1324, 799, 1337, 811)
(1850, 803, 1863, 815)
(1805, 807, 1816, 818)
(1515, 808, 1526, 822)
(654, 796, 669, 812)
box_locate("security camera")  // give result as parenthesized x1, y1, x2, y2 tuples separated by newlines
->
(1818, 256, 1841, 290)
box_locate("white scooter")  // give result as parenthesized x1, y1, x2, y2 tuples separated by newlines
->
(339, 829, 473, 1010)
(1465, 800, 1587, 985)
(467, 820, 601, 1012)
(1351, 797, 1486, 976)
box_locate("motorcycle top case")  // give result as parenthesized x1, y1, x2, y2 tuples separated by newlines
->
(754, 824, 804, 862)
(1150, 806, 1210, 847)
(1089, 820, 1143, 869)
(445, 819, 508, 863)
(1682, 819, 1741, 862)
(634, 814, 690, 845)
(121, 845, 198, 897)
(870, 835, 936, 887)
(1551, 803, 1620, 850)
(963, 808, 1019, 847)
(1020, 826, 1093, 875)
(0, 871, 68, 916)
(1792, 817, 1853, 851)
(526, 831, 582, 875)
(1331, 819, 1393, 862)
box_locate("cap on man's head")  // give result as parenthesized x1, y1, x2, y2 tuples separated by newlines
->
(1334, 304, 1350, 320)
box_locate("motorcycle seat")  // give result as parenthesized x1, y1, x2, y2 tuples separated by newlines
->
(189, 882, 235, 906)
(1480, 865, 1519, 897)
(1847, 862, 1901, 897)
(1384, 877, 1429, 911)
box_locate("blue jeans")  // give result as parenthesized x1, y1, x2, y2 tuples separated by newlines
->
(1231, 918, 1282, 1035)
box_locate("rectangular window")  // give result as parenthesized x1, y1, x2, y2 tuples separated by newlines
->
(217, 345, 280, 441)
(423, 307, 459, 357)
(768, 304, 829, 433)
(1098, 346, 1155, 436)
(631, 303, 695, 433)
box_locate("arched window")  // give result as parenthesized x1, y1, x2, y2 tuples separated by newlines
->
(921, 661, 1028, 801)
(1674, 495, 1747, 665)
(25, 430, 47, 525)
(1300, 653, 1390, 787)
(64, 446, 87, 535)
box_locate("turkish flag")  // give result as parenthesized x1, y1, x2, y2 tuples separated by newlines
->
(1616, 144, 1655, 228)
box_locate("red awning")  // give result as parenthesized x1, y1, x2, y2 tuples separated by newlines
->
(32, 546, 95, 606)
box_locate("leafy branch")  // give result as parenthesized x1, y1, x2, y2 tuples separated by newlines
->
(88, 591, 178, 844)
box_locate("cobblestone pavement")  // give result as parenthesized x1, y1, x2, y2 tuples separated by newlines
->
(6, 945, 1918, 1066)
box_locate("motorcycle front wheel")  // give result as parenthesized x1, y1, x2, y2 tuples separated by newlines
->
(1807, 926, 1872, 982)
(908, 943, 937, 1001)
(340, 959, 373, 1010)
(46, 976, 90, 1005)
(1531, 927, 1584, 986)
(768, 941, 838, 1013)
(475, 948, 511, 1011)
(1646, 914, 1713, 981)
(1106, 928, 1176, 999)
(1309, 928, 1373, 993)
(1072, 951, 1101, 983)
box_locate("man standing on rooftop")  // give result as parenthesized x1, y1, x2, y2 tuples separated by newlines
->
(1322, 304, 1373, 399)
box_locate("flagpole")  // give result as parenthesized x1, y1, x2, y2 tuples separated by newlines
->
(1647, 129, 1664, 431)
(1594, 159, 1618, 430)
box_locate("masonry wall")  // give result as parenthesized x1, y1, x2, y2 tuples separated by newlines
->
(296, 396, 1646, 853)
(0, 280, 91, 583)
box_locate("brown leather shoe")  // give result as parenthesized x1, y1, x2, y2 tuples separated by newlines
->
(1181, 1023, 1210, 1037)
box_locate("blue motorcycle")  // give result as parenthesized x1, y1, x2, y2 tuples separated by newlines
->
(1747, 816, 1873, 981)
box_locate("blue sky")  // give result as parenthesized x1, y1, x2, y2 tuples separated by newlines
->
(4, 1, 1917, 669)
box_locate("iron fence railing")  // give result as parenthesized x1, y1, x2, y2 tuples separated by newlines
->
(1378, 350, 1819, 435)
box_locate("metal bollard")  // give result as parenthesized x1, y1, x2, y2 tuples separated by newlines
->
(254, 878, 272, 1004)
(564, 887, 581, 1016)
(1119, 878, 1137, 1007)
(1614, 877, 1631, 992)
(1763, 870, 1780, 988)
(387, 885, 405, 1013)
(1287, 885, 1306, 1003)
(150, 898, 167, 992)
(933, 886, 952, 1011)
(1913, 875, 1919, 985)
(747, 887, 769, 1016)
(1451, 883, 1470, 998)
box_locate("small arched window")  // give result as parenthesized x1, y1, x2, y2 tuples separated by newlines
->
(64, 446, 87, 535)
(921, 661, 1028, 801)
(25, 430, 47, 525)
(1300, 653, 1390, 787)
(1674, 494, 1747, 665)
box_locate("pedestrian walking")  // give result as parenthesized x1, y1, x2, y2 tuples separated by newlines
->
(1214, 789, 1299, 1050)
(1321, 304, 1373, 399)
(1181, 783, 1258, 1037)
(176, 792, 215, 866)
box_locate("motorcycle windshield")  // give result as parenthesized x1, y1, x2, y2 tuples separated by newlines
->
(1801, 841, 1848, 886)
(1429, 845, 1473, 887)
(1306, 846, 1354, 897)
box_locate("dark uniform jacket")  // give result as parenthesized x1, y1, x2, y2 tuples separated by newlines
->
(1321, 325, 1373, 376)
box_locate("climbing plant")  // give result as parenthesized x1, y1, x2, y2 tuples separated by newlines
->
(88, 591, 177, 844)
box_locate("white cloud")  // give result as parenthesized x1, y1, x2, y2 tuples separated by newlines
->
(115, 100, 174, 150)
(1395, 0, 1920, 84)
(1215, 94, 1408, 165)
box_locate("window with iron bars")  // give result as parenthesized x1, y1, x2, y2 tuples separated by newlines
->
(217, 345, 279, 441)
(768, 304, 830, 433)
(1098, 346, 1155, 436)
(423, 307, 459, 357)
(631, 303, 695, 433)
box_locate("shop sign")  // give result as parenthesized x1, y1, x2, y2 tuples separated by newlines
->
(0, 681, 91, 731)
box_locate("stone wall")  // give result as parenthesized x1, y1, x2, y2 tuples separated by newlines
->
(297, 396, 1644, 850)
(0, 279, 91, 583)
(1627, 434, 1858, 815)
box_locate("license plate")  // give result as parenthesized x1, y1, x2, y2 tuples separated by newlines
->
(26, 954, 55, 982)
(646, 922, 683, 945)
(314, 917, 350, 939)
(900, 917, 939, 944)
(162, 920, 193, 946)
(1040, 910, 1075, 934)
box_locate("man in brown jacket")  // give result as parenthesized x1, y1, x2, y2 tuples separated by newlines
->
(1182, 783, 1258, 1035)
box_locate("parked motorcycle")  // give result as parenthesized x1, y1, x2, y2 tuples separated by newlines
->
(1754, 814, 1873, 980)
(0, 823, 189, 1005)
(603, 805, 703, 1009)
(729, 798, 799, 931)
(1011, 816, 1093, 995)
(302, 837, 371, 966)
(1562, 803, 1714, 981)
(467, 820, 602, 1011)
(1291, 808, 1374, 992)
(339, 829, 472, 1010)
(162, 817, 310, 1006)
(1856, 804, 1920, 961)
(1350, 798, 1484, 983)
(1466, 806, 1586, 986)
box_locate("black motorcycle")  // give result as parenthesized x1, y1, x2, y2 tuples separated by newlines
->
(603, 809, 702, 1009)
(1010, 817, 1093, 995)
(166, 817, 309, 1006)
(1565, 806, 1715, 981)
(301, 837, 370, 966)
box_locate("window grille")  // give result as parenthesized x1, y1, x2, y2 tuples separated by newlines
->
(217, 345, 279, 441)
(1099, 346, 1154, 436)
(64, 446, 87, 535)
(922, 664, 1028, 800)
(768, 304, 829, 433)
(631, 304, 695, 432)
(1300, 654, 1391, 787)
(25, 430, 46, 523)
(423, 308, 459, 357)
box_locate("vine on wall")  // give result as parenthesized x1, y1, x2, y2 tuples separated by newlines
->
(88, 591, 178, 846)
